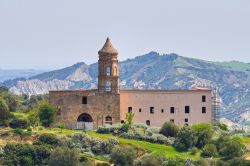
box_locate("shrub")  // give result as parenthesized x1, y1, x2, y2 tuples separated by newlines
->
(101, 138, 119, 154)
(201, 144, 217, 157)
(119, 132, 174, 145)
(190, 147, 198, 155)
(192, 123, 213, 148)
(48, 148, 78, 166)
(217, 123, 228, 131)
(66, 133, 92, 152)
(97, 124, 121, 134)
(145, 127, 160, 136)
(91, 138, 119, 155)
(35, 134, 61, 146)
(96, 163, 110, 166)
(110, 146, 136, 166)
(38, 103, 56, 127)
(13, 128, 32, 137)
(0, 97, 11, 126)
(91, 139, 103, 154)
(2, 143, 51, 166)
(9, 118, 29, 129)
(173, 126, 197, 151)
(117, 123, 129, 134)
(135, 153, 166, 166)
(160, 121, 179, 137)
(225, 157, 250, 166)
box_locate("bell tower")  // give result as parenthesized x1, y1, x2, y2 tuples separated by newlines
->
(98, 38, 119, 94)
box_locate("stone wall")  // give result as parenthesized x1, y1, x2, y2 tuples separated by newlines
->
(49, 90, 120, 129)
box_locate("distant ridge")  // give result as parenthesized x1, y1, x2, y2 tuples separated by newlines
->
(2, 52, 250, 126)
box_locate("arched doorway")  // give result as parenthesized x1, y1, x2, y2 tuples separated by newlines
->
(76, 113, 93, 130)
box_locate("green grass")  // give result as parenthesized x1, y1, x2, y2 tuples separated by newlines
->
(12, 112, 29, 119)
(87, 131, 200, 160)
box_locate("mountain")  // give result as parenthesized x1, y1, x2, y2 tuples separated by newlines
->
(2, 52, 250, 126)
(0, 69, 46, 82)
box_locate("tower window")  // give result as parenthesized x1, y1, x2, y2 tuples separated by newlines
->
(170, 107, 175, 114)
(82, 96, 87, 104)
(150, 107, 154, 114)
(128, 107, 132, 113)
(146, 120, 150, 126)
(139, 108, 142, 112)
(202, 107, 206, 113)
(185, 118, 188, 122)
(106, 66, 111, 76)
(202, 95, 206, 102)
(105, 81, 111, 92)
(185, 106, 190, 114)
(161, 109, 164, 113)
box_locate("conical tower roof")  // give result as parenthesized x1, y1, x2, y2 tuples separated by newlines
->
(99, 37, 118, 54)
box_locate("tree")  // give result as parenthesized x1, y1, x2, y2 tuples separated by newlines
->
(0, 86, 9, 93)
(125, 112, 134, 128)
(173, 126, 197, 151)
(0, 97, 11, 126)
(48, 148, 78, 166)
(3, 94, 20, 112)
(160, 121, 179, 137)
(219, 136, 246, 160)
(38, 103, 56, 127)
(225, 157, 250, 166)
(2, 143, 51, 166)
(110, 146, 136, 166)
(28, 110, 39, 126)
(192, 123, 213, 148)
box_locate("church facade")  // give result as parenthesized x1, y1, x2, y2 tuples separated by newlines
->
(49, 38, 212, 130)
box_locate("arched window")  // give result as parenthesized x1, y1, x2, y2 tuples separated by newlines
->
(106, 66, 111, 76)
(105, 116, 112, 122)
(105, 116, 113, 125)
(105, 81, 111, 92)
(113, 66, 117, 75)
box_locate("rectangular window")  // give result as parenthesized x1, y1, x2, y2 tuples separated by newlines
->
(121, 120, 125, 123)
(150, 107, 154, 114)
(185, 106, 190, 114)
(82, 96, 87, 104)
(128, 107, 132, 113)
(202, 95, 206, 102)
(170, 119, 174, 123)
(170, 107, 175, 114)
(161, 109, 164, 113)
(146, 120, 150, 126)
(139, 108, 142, 112)
(202, 107, 206, 113)
(185, 118, 188, 122)
(57, 108, 61, 116)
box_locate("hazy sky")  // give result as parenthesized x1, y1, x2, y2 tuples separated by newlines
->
(0, 0, 250, 69)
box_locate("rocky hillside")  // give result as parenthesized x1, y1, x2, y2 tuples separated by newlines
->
(2, 52, 250, 125)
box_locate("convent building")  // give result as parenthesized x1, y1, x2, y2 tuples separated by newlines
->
(49, 38, 212, 130)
